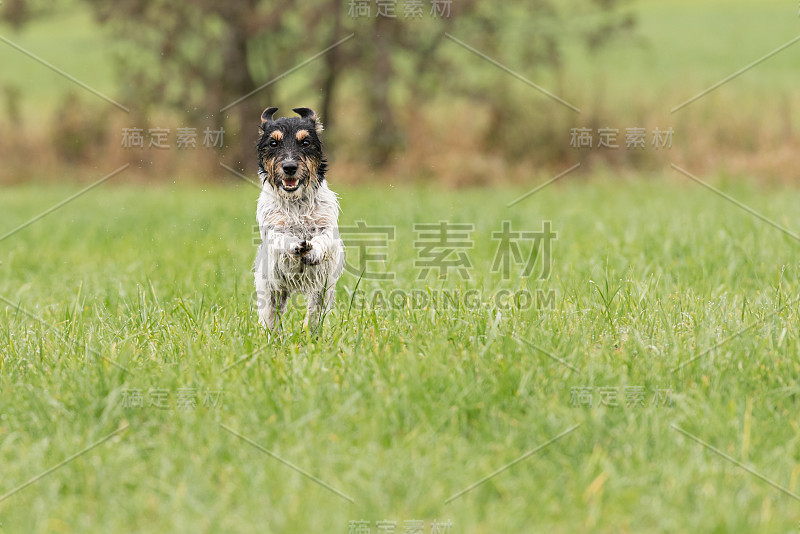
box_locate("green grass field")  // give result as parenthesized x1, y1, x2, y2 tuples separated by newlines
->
(1, 175, 799, 532)
(1, 0, 800, 531)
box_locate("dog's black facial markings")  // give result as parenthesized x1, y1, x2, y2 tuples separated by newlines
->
(256, 113, 326, 193)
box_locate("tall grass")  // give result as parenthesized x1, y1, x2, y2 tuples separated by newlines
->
(1, 178, 799, 532)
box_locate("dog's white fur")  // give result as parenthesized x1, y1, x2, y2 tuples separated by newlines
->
(254, 168, 344, 333)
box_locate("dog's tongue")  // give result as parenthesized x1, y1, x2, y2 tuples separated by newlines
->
(284, 178, 298, 188)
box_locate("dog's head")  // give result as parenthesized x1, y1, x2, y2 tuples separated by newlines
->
(256, 107, 327, 199)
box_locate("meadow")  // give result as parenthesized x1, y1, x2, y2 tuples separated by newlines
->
(1, 175, 799, 532)
(1, 0, 800, 532)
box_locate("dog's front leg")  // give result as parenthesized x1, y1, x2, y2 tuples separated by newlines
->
(302, 229, 338, 266)
(269, 230, 313, 259)
(256, 230, 296, 333)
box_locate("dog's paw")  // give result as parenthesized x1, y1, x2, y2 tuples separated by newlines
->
(301, 247, 323, 265)
(289, 240, 312, 256)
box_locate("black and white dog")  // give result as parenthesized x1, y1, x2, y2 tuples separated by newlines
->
(254, 107, 344, 333)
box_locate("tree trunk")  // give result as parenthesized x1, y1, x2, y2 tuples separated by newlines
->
(320, 0, 343, 136)
(221, 13, 264, 176)
(367, 15, 402, 167)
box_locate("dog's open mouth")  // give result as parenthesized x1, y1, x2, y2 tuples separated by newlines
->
(282, 177, 300, 191)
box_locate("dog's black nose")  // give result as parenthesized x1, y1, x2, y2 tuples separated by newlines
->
(282, 161, 298, 175)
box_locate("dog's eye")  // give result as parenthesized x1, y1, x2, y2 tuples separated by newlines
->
(301, 139, 311, 147)
(269, 140, 279, 148)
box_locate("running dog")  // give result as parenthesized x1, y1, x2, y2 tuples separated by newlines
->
(253, 107, 344, 333)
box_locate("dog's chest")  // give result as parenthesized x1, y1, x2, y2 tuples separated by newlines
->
(261, 208, 327, 240)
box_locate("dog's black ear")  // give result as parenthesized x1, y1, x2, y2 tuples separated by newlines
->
(293, 107, 323, 134)
(260, 107, 279, 130)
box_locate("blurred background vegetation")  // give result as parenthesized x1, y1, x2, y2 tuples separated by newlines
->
(0, 0, 797, 186)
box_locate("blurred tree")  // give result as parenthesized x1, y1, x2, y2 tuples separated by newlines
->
(334, 0, 634, 166)
(3, 0, 634, 172)
(51, 92, 109, 163)
(84, 0, 277, 172)
(2, 83, 22, 126)
(2, 0, 40, 28)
